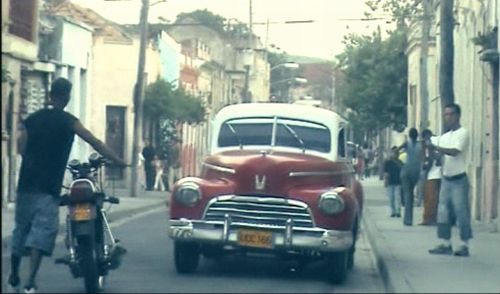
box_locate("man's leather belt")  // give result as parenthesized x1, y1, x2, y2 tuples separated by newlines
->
(443, 172, 466, 181)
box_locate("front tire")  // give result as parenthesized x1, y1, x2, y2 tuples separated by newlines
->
(326, 251, 348, 284)
(78, 236, 99, 293)
(174, 241, 200, 273)
(347, 221, 358, 270)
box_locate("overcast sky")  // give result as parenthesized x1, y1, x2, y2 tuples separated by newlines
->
(71, 0, 392, 60)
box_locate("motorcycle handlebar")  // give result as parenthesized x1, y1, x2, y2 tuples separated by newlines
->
(105, 196, 120, 204)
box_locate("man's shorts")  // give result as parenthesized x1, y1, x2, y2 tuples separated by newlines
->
(11, 192, 60, 256)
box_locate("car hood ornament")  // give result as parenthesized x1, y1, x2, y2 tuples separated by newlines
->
(255, 174, 266, 190)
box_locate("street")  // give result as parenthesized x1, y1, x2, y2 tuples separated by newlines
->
(2, 208, 385, 293)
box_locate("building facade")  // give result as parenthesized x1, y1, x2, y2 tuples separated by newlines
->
(2, 0, 41, 204)
(407, 0, 499, 225)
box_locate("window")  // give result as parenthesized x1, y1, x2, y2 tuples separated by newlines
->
(337, 127, 346, 158)
(218, 117, 331, 153)
(8, 0, 36, 42)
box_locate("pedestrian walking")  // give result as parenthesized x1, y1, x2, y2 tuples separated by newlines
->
(383, 146, 403, 217)
(355, 147, 365, 180)
(362, 143, 372, 178)
(420, 129, 442, 225)
(399, 128, 424, 226)
(153, 155, 165, 191)
(6, 78, 127, 293)
(428, 103, 471, 257)
(142, 139, 156, 191)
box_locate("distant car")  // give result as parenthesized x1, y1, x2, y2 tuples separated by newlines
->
(168, 103, 364, 284)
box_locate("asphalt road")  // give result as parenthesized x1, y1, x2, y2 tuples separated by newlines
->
(2, 208, 385, 293)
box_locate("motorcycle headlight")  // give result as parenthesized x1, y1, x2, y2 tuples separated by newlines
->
(175, 182, 201, 207)
(319, 191, 345, 215)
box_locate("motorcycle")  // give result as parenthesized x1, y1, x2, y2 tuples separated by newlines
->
(55, 152, 127, 293)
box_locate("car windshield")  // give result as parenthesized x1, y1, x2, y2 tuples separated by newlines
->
(218, 117, 330, 153)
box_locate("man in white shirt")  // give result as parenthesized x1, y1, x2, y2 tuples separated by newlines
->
(428, 103, 471, 257)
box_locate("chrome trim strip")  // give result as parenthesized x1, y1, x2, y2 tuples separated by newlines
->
(207, 207, 310, 218)
(205, 212, 313, 224)
(210, 201, 307, 212)
(228, 195, 309, 208)
(202, 195, 315, 224)
(285, 218, 293, 247)
(223, 214, 230, 243)
(203, 163, 236, 174)
(289, 171, 348, 177)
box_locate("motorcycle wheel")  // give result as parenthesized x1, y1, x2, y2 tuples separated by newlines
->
(78, 236, 99, 293)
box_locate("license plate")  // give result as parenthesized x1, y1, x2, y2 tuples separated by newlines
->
(237, 229, 273, 249)
(72, 203, 92, 221)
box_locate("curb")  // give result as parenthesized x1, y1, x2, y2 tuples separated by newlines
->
(106, 199, 168, 222)
(362, 208, 414, 293)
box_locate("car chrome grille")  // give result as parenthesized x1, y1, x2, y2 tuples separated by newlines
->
(203, 196, 314, 228)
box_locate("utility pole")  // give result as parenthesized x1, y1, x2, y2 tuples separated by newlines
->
(481, 45, 499, 230)
(242, 0, 253, 103)
(419, 0, 432, 130)
(439, 0, 455, 120)
(130, 0, 149, 197)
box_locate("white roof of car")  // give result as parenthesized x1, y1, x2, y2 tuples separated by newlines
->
(215, 103, 346, 126)
(211, 103, 348, 160)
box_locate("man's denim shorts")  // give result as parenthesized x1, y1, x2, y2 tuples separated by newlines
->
(11, 192, 60, 256)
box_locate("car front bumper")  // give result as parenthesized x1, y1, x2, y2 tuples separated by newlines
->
(169, 218, 353, 252)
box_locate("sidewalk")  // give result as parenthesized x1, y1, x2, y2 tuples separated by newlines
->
(361, 176, 500, 293)
(1, 189, 169, 249)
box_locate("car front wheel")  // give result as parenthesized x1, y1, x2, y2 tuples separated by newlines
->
(174, 241, 200, 274)
(325, 251, 348, 284)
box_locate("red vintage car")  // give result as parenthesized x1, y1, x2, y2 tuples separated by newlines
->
(169, 103, 364, 284)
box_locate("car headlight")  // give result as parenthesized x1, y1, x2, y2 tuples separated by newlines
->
(318, 191, 345, 215)
(175, 182, 201, 207)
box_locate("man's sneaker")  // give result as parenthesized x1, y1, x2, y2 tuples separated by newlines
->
(6, 282, 20, 293)
(453, 246, 470, 257)
(22, 286, 37, 294)
(6, 275, 20, 293)
(428, 244, 453, 255)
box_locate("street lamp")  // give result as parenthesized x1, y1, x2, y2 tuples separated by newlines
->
(270, 77, 307, 103)
(270, 62, 299, 71)
(270, 77, 307, 86)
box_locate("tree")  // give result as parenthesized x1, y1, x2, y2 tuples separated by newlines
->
(143, 78, 206, 163)
(336, 0, 424, 144)
(176, 9, 226, 34)
(336, 28, 408, 143)
(175, 9, 250, 39)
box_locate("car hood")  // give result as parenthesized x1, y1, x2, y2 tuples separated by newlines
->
(203, 150, 348, 196)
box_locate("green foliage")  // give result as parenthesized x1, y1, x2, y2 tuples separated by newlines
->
(158, 119, 180, 166)
(176, 9, 226, 34)
(336, 25, 407, 141)
(143, 78, 174, 119)
(144, 78, 206, 124)
(333, 0, 418, 143)
(471, 28, 498, 51)
(144, 78, 206, 163)
(175, 9, 250, 39)
(365, 0, 422, 30)
(173, 87, 206, 124)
